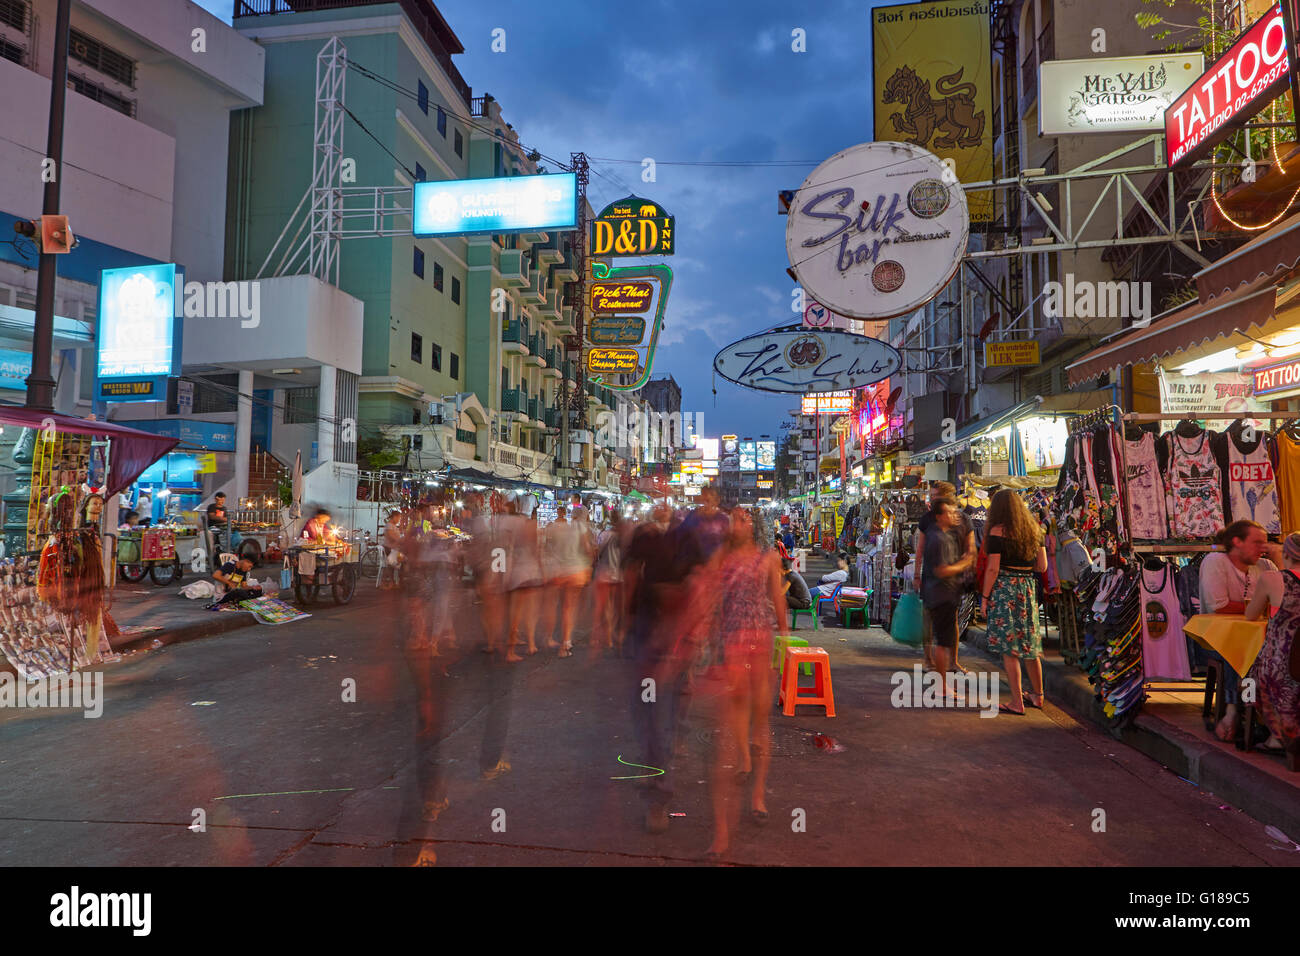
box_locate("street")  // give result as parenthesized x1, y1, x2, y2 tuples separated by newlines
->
(2, 589, 1294, 867)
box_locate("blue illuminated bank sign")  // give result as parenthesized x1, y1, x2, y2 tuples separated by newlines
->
(412, 173, 578, 238)
(96, 263, 182, 402)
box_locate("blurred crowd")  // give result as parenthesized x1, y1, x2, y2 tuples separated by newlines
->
(385, 486, 785, 862)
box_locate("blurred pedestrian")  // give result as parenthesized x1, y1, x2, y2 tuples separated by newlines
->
(541, 504, 595, 658)
(922, 497, 974, 690)
(980, 489, 1048, 714)
(592, 512, 626, 653)
(502, 495, 544, 661)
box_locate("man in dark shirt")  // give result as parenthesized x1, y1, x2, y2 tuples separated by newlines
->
(783, 557, 813, 611)
(206, 492, 228, 529)
(916, 481, 975, 671)
(922, 497, 973, 680)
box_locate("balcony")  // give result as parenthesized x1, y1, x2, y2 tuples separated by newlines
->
(552, 250, 579, 283)
(501, 388, 525, 414)
(502, 319, 528, 355)
(528, 397, 542, 421)
(539, 288, 562, 322)
(544, 407, 561, 429)
(1020, 47, 1037, 111)
(564, 360, 579, 382)
(523, 333, 544, 366)
(497, 249, 527, 288)
(541, 346, 561, 377)
(555, 305, 576, 334)
(520, 229, 549, 246)
(456, 428, 477, 444)
(536, 236, 564, 267)
(520, 268, 545, 305)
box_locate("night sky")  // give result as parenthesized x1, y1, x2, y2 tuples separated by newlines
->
(198, 0, 912, 439)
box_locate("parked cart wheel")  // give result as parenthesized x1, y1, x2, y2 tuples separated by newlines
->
(295, 577, 320, 605)
(332, 564, 358, 605)
(150, 558, 182, 587)
(119, 563, 148, 583)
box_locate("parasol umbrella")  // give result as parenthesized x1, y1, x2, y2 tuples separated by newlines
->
(292, 450, 303, 519)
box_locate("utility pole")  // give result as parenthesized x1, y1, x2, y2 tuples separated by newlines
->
(25, 0, 72, 412)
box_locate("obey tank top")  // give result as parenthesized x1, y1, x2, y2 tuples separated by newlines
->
(1225, 432, 1280, 533)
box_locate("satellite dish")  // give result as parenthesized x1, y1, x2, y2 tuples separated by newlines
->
(978, 314, 1000, 341)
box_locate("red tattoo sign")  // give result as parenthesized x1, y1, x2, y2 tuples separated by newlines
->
(1165, 2, 1294, 167)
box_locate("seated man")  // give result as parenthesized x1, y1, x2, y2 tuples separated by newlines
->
(783, 557, 812, 610)
(810, 552, 851, 600)
(211, 554, 263, 607)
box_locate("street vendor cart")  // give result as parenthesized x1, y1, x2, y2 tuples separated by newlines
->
(116, 527, 189, 586)
(286, 539, 358, 605)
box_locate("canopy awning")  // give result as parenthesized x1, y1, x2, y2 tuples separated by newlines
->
(0, 406, 179, 497)
(907, 397, 1043, 464)
(1066, 274, 1281, 386)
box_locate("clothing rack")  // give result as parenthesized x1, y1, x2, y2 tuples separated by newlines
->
(1068, 405, 1123, 435)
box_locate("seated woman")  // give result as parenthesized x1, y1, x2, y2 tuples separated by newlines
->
(1244, 532, 1300, 762)
(301, 509, 333, 543)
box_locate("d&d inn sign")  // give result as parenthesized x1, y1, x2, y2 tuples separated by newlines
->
(591, 196, 674, 256)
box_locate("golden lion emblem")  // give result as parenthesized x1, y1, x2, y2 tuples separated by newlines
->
(882, 65, 984, 150)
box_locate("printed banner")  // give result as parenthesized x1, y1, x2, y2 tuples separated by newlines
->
(1158, 369, 1268, 432)
(873, 0, 993, 224)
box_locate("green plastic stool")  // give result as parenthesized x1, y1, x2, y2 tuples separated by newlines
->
(841, 605, 868, 628)
(773, 635, 814, 676)
(790, 606, 819, 631)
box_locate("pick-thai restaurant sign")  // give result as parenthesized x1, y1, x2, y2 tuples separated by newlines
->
(714, 328, 902, 394)
(785, 142, 969, 320)
(591, 196, 674, 256)
(587, 314, 647, 346)
(1039, 53, 1203, 136)
(590, 281, 653, 313)
(1165, 2, 1294, 167)
(587, 348, 639, 374)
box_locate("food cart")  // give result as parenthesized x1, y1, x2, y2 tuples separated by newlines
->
(227, 506, 287, 566)
(116, 525, 199, 586)
(286, 538, 358, 605)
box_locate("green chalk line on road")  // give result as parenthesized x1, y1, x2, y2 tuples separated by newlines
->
(215, 786, 401, 800)
(610, 755, 665, 780)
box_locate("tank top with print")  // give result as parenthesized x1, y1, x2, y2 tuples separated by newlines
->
(1124, 432, 1167, 539)
(1163, 431, 1224, 539)
(1140, 561, 1192, 680)
(1224, 432, 1280, 534)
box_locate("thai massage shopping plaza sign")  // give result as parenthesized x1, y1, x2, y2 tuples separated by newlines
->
(590, 196, 674, 256)
(1165, 2, 1295, 166)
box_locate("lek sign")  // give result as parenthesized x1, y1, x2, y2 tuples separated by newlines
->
(1165, 2, 1294, 167)
(786, 142, 969, 321)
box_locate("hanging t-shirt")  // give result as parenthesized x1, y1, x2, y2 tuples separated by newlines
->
(1275, 432, 1300, 534)
(1140, 561, 1192, 680)
(1220, 430, 1281, 533)
(1124, 432, 1167, 539)
(1163, 430, 1224, 539)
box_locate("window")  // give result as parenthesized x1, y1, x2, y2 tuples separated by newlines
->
(451, 276, 461, 304)
(412, 408, 421, 425)
(413, 247, 424, 278)
(284, 386, 319, 424)
(418, 79, 429, 114)
(437, 106, 447, 137)
(193, 374, 239, 414)
(0, 35, 23, 66)
(69, 28, 135, 87)
(433, 262, 444, 292)
(411, 333, 423, 363)
(414, 161, 425, 182)
(67, 73, 134, 117)
(431, 343, 442, 373)
(502, 367, 508, 390)
(454, 129, 463, 158)
(450, 353, 459, 380)
(0, 0, 28, 32)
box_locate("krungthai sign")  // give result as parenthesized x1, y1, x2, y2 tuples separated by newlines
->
(590, 196, 675, 256)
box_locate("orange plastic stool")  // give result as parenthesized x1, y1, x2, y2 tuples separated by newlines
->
(778, 646, 835, 717)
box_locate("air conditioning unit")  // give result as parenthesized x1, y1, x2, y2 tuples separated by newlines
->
(427, 400, 455, 424)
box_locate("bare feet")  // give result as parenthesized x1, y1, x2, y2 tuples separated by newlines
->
(505, 651, 524, 663)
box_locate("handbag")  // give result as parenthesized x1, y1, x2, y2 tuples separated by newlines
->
(280, 557, 292, 591)
(890, 591, 924, 646)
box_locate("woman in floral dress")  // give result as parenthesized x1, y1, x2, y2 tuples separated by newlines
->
(980, 490, 1049, 715)
(1245, 533, 1300, 763)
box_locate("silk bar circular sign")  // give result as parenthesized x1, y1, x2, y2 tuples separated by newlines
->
(713, 327, 901, 394)
(785, 141, 968, 320)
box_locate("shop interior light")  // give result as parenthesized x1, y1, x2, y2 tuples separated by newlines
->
(1176, 347, 1240, 375)
(1266, 342, 1300, 360)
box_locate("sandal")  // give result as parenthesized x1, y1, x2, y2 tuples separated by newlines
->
(558, 644, 573, 658)
(998, 703, 1025, 716)
(1023, 693, 1044, 710)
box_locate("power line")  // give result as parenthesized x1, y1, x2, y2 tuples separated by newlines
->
(341, 104, 418, 181)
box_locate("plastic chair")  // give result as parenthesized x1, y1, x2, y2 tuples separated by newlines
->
(814, 583, 842, 618)
(789, 606, 819, 630)
(778, 646, 836, 717)
(841, 603, 869, 628)
(773, 635, 813, 676)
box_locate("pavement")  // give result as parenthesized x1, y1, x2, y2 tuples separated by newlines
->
(0, 550, 1295, 865)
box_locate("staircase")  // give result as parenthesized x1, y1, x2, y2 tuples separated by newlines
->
(248, 445, 289, 506)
